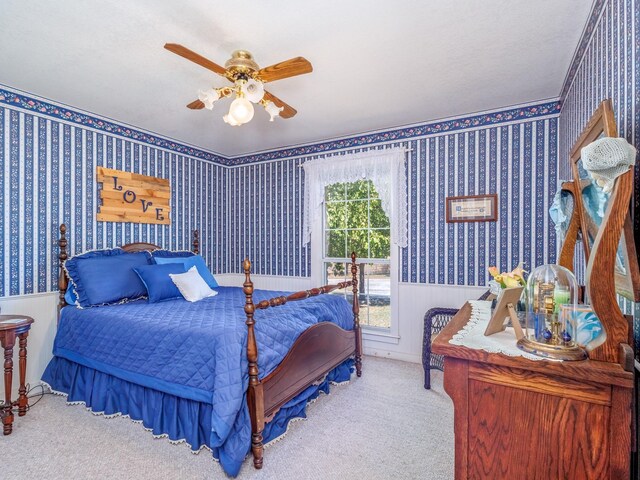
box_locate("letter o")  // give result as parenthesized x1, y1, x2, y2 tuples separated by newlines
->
(123, 190, 136, 203)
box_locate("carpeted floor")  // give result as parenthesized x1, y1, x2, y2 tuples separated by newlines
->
(3, 356, 454, 479)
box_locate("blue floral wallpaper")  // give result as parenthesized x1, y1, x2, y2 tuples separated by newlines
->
(0, 84, 560, 296)
(0, 88, 226, 165)
(227, 105, 561, 285)
(559, 0, 638, 180)
(0, 87, 228, 297)
(227, 102, 559, 166)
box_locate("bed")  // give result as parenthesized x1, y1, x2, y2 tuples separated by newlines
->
(43, 224, 363, 476)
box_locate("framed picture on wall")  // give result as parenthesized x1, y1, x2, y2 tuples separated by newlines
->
(445, 194, 498, 223)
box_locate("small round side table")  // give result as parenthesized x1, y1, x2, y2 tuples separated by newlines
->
(0, 315, 34, 435)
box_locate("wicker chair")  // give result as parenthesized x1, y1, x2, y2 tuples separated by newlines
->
(422, 290, 491, 389)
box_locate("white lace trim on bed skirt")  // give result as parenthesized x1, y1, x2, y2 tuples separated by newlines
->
(41, 381, 216, 459)
(42, 374, 353, 458)
(448, 300, 553, 361)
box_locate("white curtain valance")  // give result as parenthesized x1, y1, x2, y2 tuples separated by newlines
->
(302, 147, 408, 248)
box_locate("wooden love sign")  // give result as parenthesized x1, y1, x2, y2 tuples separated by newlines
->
(96, 167, 171, 225)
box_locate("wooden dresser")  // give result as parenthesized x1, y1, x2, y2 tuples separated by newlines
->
(432, 303, 633, 479)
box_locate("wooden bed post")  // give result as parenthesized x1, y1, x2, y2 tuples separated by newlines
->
(57, 224, 68, 321)
(243, 258, 265, 469)
(351, 252, 362, 377)
(192, 230, 199, 254)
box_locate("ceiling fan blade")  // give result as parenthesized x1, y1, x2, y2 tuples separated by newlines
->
(263, 91, 297, 118)
(257, 57, 313, 83)
(187, 99, 205, 109)
(164, 43, 228, 77)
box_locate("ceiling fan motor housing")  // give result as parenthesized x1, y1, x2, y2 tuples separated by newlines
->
(225, 50, 260, 77)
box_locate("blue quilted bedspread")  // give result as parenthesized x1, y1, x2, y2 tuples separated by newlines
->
(47, 286, 354, 475)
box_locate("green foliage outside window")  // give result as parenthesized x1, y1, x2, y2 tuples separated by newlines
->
(324, 180, 390, 260)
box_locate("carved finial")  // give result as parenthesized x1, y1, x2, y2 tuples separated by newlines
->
(57, 224, 69, 320)
(243, 258, 255, 311)
(192, 230, 199, 254)
(58, 224, 68, 263)
(59, 225, 67, 254)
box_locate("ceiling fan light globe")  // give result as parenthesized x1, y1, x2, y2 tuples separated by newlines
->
(241, 79, 265, 103)
(229, 97, 254, 124)
(264, 100, 284, 121)
(198, 88, 219, 110)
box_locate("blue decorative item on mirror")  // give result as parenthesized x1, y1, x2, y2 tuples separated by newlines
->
(561, 305, 606, 351)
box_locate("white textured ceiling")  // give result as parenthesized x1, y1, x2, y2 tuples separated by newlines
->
(0, 0, 592, 158)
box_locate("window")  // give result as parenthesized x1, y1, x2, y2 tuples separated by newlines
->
(303, 147, 405, 341)
(323, 180, 392, 330)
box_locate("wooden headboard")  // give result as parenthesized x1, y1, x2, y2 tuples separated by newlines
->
(57, 224, 200, 317)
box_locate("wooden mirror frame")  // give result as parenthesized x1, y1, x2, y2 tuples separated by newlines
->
(559, 99, 638, 364)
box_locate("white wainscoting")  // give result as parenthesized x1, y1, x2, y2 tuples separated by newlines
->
(0, 277, 485, 398)
(216, 274, 486, 364)
(215, 274, 316, 291)
(0, 292, 58, 397)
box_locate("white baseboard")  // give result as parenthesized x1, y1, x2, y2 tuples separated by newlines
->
(0, 277, 483, 396)
(363, 347, 421, 364)
(215, 273, 314, 291)
(216, 274, 484, 363)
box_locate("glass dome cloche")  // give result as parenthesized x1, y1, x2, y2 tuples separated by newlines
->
(517, 264, 588, 361)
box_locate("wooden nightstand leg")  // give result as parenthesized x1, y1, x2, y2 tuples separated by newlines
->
(1, 332, 16, 435)
(18, 332, 29, 417)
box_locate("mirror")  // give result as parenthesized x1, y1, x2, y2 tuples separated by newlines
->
(568, 100, 640, 302)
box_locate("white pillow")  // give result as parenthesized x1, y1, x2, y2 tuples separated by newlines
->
(169, 266, 218, 302)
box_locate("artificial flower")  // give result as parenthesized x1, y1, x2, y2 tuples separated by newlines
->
(488, 263, 527, 288)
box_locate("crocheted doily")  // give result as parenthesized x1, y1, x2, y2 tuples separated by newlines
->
(448, 300, 552, 361)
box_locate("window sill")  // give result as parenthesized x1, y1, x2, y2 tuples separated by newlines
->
(362, 329, 400, 345)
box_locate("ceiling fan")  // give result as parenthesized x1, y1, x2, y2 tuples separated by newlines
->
(164, 43, 313, 126)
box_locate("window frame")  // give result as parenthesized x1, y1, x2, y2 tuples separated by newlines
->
(311, 181, 400, 344)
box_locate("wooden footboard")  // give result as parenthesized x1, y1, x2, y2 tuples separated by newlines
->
(243, 252, 362, 469)
(262, 323, 355, 420)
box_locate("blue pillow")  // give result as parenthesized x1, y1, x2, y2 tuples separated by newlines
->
(133, 263, 187, 303)
(65, 249, 153, 307)
(154, 254, 218, 288)
(64, 283, 77, 306)
(152, 249, 195, 261)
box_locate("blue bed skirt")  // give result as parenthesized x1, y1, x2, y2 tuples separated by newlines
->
(42, 356, 353, 476)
